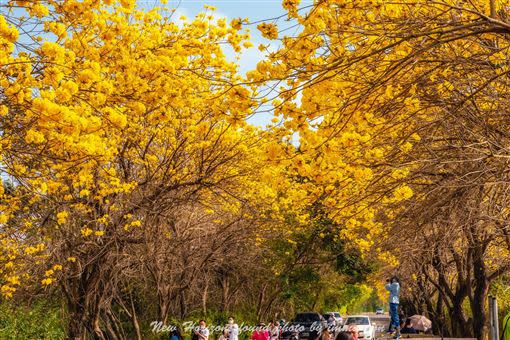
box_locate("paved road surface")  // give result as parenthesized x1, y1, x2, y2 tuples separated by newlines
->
(341, 313, 473, 340)
(351, 313, 390, 337)
(372, 314, 390, 338)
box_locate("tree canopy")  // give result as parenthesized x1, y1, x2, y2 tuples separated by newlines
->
(1, 0, 510, 338)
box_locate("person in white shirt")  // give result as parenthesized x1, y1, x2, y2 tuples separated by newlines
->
(194, 320, 210, 340)
(227, 316, 239, 340)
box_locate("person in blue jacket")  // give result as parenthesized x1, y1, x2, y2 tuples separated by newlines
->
(385, 276, 401, 339)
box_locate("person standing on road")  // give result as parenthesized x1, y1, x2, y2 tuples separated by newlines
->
(194, 320, 210, 340)
(219, 329, 229, 340)
(385, 276, 401, 339)
(269, 320, 279, 340)
(227, 316, 239, 340)
(335, 332, 353, 340)
(347, 324, 358, 340)
(252, 323, 269, 340)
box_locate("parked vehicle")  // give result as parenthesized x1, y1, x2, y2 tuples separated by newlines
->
(375, 307, 384, 315)
(341, 316, 376, 340)
(281, 312, 323, 340)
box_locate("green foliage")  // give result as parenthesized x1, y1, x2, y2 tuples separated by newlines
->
(0, 300, 65, 339)
(491, 278, 510, 329)
(335, 252, 373, 281)
(334, 284, 374, 314)
(262, 210, 378, 315)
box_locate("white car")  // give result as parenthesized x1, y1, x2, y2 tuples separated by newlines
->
(341, 316, 376, 340)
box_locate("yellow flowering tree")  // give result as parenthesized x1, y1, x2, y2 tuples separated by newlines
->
(249, 2, 424, 261)
(0, 0, 271, 337)
(253, 0, 510, 337)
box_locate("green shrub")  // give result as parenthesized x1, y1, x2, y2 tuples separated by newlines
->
(0, 300, 65, 339)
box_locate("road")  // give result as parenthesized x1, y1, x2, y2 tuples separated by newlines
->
(355, 313, 390, 337)
(369, 313, 390, 337)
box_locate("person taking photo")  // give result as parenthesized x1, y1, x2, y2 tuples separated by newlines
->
(385, 276, 401, 339)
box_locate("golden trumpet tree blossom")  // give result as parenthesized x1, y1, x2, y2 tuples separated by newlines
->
(250, 0, 432, 258)
(0, 0, 282, 337)
(257, 0, 510, 337)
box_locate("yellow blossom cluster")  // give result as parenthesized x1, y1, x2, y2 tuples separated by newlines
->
(247, 0, 434, 258)
(0, 0, 266, 297)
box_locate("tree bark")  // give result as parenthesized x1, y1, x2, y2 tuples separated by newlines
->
(471, 247, 490, 340)
(63, 249, 113, 340)
(256, 284, 267, 321)
(202, 277, 209, 316)
(180, 289, 188, 319)
(490, 0, 497, 18)
(220, 276, 230, 312)
(130, 293, 143, 340)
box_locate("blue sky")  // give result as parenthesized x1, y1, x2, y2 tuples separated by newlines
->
(12, 0, 307, 126)
(138, 0, 303, 75)
(136, 1, 312, 126)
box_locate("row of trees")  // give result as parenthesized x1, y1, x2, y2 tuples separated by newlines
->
(264, 0, 510, 338)
(3, 0, 510, 338)
(0, 0, 382, 338)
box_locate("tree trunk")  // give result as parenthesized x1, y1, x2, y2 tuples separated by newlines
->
(471, 249, 490, 340)
(256, 284, 267, 321)
(103, 311, 121, 340)
(93, 313, 106, 339)
(449, 293, 470, 337)
(220, 276, 230, 312)
(202, 277, 209, 316)
(130, 294, 143, 340)
(434, 293, 449, 338)
(158, 295, 170, 326)
(106, 307, 126, 340)
(180, 290, 188, 319)
(67, 305, 87, 340)
(63, 252, 112, 340)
